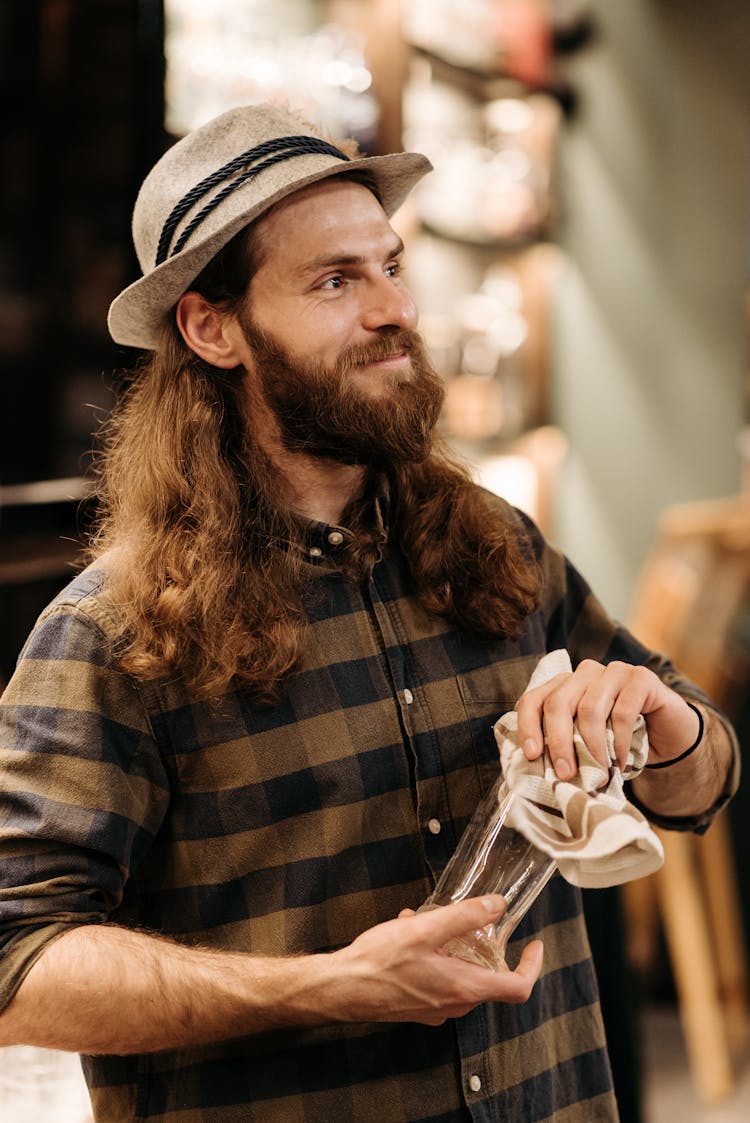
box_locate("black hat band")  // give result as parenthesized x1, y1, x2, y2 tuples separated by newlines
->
(155, 135, 349, 267)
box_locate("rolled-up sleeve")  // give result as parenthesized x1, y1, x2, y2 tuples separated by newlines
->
(527, 514, 741, 834)
(0, 601, 170, 1011)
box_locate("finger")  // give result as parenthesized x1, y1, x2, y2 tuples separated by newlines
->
(578, 662, 654, 770)
(535, 661, 602, 778)
(397, 907, 417, 919)
(608, 669, 652, 767)
(539, 694, 577, 779)
(500, 939, 544, 1002)
(516, 672, 572, 760)
(574, 662, 631, 770)
(415, 896, 506, 948)
(421, 939, 544, 1018)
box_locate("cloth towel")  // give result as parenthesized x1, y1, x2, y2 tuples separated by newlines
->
(493, 650, 664, 888)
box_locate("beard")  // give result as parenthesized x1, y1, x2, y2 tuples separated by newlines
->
(238, 316, 445, 468)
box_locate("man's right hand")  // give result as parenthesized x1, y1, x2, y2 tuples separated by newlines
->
(324, 896, 543, 1026)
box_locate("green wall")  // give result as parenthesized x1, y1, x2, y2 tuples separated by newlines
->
(552, 0, 750, 620)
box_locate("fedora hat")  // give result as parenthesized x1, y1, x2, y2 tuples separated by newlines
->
(108, 103, 432, 349)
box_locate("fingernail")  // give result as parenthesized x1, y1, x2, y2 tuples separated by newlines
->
(481, 896, 501, 913)
(555, 759, 573, 780)
(523, 738, 539, 758)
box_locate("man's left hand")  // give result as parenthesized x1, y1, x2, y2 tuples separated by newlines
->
(516, 659, 701, 779)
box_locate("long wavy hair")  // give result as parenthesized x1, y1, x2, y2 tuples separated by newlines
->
(90, 214, 541, 701)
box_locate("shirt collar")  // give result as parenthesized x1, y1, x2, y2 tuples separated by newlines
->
(291, 474, 391, 564)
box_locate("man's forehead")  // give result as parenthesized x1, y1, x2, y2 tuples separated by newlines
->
(250, 178, 399, 273)
(255, 175, 384, 234)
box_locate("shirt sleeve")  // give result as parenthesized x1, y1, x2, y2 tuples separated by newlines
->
(0, 600, 170, 1013)
(526, 514, 741, 834)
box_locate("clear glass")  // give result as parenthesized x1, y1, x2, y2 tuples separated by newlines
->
(420, 784, 557, 971)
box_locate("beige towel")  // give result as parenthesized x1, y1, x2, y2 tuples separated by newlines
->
(493, 650, 664, 888)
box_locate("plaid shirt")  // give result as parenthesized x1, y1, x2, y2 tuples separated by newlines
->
(0, 495, 738, 1122)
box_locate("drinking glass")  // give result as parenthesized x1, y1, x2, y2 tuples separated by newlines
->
(420, 783, 557, 970)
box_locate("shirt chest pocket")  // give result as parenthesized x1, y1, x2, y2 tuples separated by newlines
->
(456, 654, 540, 771)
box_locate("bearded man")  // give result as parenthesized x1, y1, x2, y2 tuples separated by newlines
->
(0, 105, 738, 1122)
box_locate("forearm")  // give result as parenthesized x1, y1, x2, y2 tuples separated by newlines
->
(0, 897, 543, 1055)
(0, 924, 335, 1054)
(630, 704, 735, 818)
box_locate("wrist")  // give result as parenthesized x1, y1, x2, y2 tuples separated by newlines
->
(256, 951, 343, 1028)
(644, 701, 703, 770)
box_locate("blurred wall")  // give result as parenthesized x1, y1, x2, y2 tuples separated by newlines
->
(552, 0, 750, 620)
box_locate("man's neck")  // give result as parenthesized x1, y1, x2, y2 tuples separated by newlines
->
(275, 451, 367, 526)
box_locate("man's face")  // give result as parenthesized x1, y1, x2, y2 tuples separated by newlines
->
(233, 179, 445, 465)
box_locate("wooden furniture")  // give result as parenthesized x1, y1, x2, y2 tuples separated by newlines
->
(625, 495, 750, 1103)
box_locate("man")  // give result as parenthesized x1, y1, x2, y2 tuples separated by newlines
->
(0, 104, 738, 1122)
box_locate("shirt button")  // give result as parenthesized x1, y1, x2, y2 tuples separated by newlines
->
(309, 546, 323, 558)
(403, 688, 414, 705)
(469, 1074, 482, 1093)
(327, 530, 344, 546)
(428, 818, 442, 835)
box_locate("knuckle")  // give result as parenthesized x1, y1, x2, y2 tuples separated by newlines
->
(542, 731, 566, 754)
(542, 694, 569, 719)
(515, 693, 537, 717)
(611, 697, 639, 723)
(504, 982, 529, 1004)
(576, 697, 601, 722)
(632, 664, 655, 688)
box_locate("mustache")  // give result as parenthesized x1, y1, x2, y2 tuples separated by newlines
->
(333, 329, 425, 372)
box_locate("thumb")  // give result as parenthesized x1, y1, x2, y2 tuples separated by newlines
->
(514, 939, 544, 979)
(417, 895, 507, 948)
(499, 939, 545, 1000)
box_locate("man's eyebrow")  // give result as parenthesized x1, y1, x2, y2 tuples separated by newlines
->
(296, 237, 405, 277)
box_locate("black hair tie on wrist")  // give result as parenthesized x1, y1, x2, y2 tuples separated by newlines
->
(644, 701, 704, 770)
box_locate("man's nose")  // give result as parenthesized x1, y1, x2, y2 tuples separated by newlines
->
(361, 277, 418, 333)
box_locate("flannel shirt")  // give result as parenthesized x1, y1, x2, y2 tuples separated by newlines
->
(0, 494, 739, 1122)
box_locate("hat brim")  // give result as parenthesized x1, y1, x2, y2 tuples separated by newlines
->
(108, 150, 431, 350)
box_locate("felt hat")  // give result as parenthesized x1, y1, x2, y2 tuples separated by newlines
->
(108, 103, 432, 349)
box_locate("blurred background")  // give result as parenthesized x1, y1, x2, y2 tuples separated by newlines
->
(1, 2, 749, 1121)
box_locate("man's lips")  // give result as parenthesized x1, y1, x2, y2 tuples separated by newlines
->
(358, 350, 410, 368)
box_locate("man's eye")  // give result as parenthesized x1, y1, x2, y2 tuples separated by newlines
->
(385, 262, 402, 278)
(321, 275, 345, 289)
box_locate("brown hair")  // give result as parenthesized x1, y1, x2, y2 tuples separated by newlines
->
(90, 218, 540, 700)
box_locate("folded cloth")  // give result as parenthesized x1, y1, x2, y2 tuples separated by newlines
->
(493, 649, 663, 888)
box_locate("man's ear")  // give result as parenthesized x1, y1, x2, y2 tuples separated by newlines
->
(175, 291, 246, 369)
